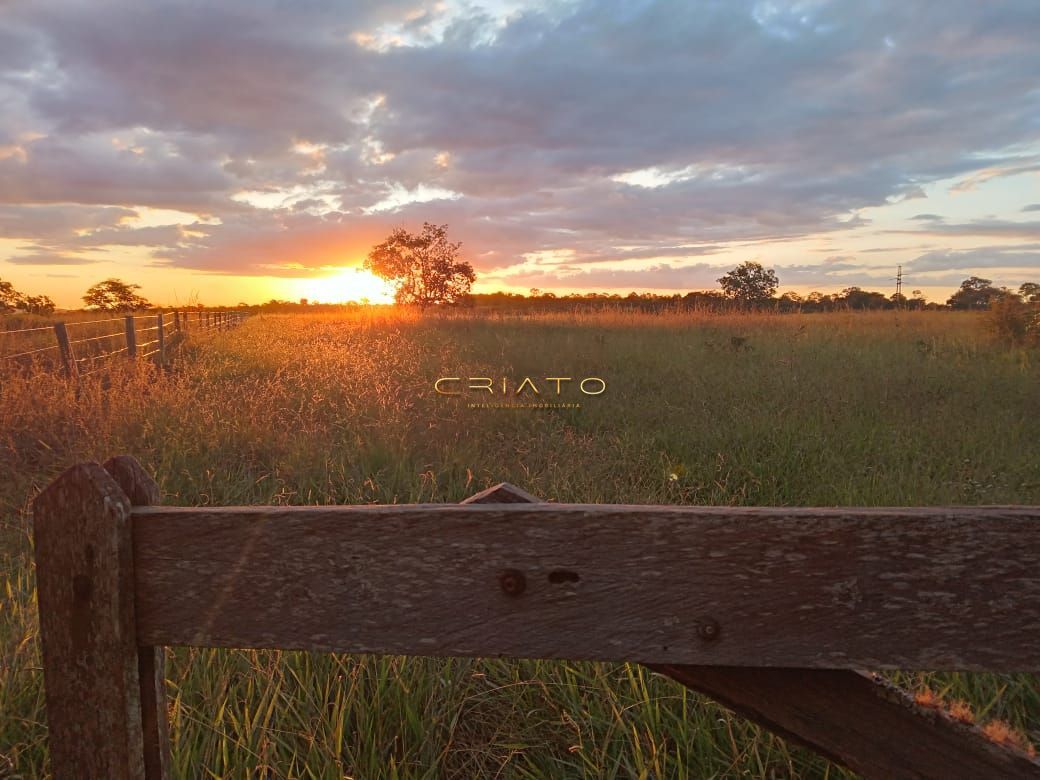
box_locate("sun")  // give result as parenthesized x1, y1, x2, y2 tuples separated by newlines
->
(301, 268, 395, 304)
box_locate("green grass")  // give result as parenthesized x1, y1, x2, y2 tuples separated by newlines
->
(2, 308, 1038, 777)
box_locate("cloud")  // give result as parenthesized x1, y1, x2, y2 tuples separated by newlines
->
(890, 219, 1040, 240)
(4, 250, 100, 265)
(905, 246, 1040, 273)
(1, 0, 1039, 289)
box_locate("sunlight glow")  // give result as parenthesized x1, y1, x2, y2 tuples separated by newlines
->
(299, 268, 395, 304)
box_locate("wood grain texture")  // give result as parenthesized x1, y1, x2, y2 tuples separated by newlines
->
(104, 455, 171, 780)
(461, 482, 545, 504)
(462, 484, 1040, 778)
(129, 503, 1040, 670)
(33, 462, 146, 779)
(653, 665, 1040, 779)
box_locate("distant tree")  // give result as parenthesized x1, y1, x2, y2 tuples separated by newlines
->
(717, 261, 779, 305)
(947, 276, 1000, 310)
(18, 294, 56, 315)
(82, 278, 151, 311)
(1020, 282, 1040, 303)
(777, 291, 803, 312)
(1, 279, 24, 312)
(840, 287, 890, 310)
(365, 223, 475, 308)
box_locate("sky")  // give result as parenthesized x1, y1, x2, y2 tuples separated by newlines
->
(1, 0, 1039, 308)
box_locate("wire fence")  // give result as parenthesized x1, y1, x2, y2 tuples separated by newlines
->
(0, 310, 248, 379)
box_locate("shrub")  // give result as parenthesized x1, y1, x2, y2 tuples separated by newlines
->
(986, 294, 1036, 346)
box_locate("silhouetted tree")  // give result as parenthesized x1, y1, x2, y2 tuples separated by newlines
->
(366, 223, 475, 308)
(1020, 282, 1040, 303)
(947, 277, 999, 310)
(18, 294, 56, 315)
(83, 278, 151, 311)
(0, 279, 23, 312)
(717, 261, 779, 305)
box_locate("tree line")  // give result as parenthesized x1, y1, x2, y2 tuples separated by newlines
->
(0, 278, 151, 315)
(2, 221, 1038, 314)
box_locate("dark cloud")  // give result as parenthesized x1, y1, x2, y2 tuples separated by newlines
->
(1, 0, 1039, 288)
(906, 246, 1040, 273)
(4, 250, 99, 265)
(890, 220, 1040, 240)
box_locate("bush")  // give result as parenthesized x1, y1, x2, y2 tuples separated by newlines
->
(986, 295, 1037, 346)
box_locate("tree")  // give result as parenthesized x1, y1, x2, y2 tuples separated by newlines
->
(840, 287, 889, 310)
(82, 278, 151, 311)
(365, 223, 475, 308)
(947, 276, 999, 310)
(0, 279, 24, 312)
(1020, 282, 1040, 304)
(717, 261, 779, 305)
(18, 294, 56, 315)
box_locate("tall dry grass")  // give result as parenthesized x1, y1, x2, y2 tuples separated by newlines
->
(2, 308, 1038, 777)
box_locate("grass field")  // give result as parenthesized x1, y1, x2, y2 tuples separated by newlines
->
(2, 308, 1039, 778)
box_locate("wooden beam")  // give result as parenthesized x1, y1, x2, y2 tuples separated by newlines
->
(129, 503, 1040, 670)
(652, 665, 1040, 779)
(33, 463, 147, 779)
(461, 481, 545, 504)
(104, 456, 171, 780)
(470, 485, 1040, 778)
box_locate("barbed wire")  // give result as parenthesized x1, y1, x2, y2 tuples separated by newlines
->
(69, 331, 125, 346)
(0, 324, 54, 335)
(1, 344, 59, 360)
(64, 317, 129, 328)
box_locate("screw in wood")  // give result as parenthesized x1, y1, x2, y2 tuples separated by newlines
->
(697, 618, 720, 641)
(498, 569, 526, 597)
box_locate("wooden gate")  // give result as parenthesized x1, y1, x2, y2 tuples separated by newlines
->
(32, 456, 1040, 778)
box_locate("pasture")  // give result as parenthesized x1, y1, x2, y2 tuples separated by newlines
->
(2, 308, 1039, 778)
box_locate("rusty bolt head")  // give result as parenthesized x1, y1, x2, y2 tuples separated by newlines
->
(498, 569, 526, 597)
(697, 618, 720, 641)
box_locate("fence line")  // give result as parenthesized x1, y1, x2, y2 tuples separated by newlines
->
(0, 310, 248, 378)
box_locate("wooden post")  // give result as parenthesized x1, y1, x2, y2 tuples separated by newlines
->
(103, 456, 172, 780)
(125, 316, 137, 360)
(155, 313, 164, 366)
(33, 463, 148, 778)
(53, 322, 77, 378)
(205, 312, 210, 329)
(173, 311, 181, 331)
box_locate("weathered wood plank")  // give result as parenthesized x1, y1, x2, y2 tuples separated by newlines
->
(461, 482, 545, 504)
(33, 462, 146, 779)
(104, 455, 171, 780)
(653, 665, 1040, 779)
(473, 486, 1040, 778)
(130, 503, 1040, 669)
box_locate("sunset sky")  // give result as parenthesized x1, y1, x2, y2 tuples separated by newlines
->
(1, 0, 1038, 308)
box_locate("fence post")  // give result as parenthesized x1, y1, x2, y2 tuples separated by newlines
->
(155, 313, 165, 366)
(102, 456, 172, 779)
(174, 311, 181, 331)
(125, 316, 137, 360)
(32, 463, 150, 778)
(53, 322, 77, 378)
(205, 312, 210, 329)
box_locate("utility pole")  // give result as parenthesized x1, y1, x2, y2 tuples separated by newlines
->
(895, 265, 903, 299)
